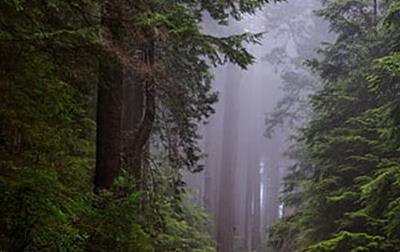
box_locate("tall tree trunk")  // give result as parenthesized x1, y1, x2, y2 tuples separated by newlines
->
(244, 140, 262, 252)
(244, 155, 253, 252)
(95, 0, 124, 190)
(204, 120, 220, 213)
(95, 0, 155, 189)
(252, 165, 261, 250)
(265, 140, 281, 228)
(217, 64, 241, 252)
(204, 69, 226, 238)
(122, 41, 155, 185)
(132, 43, 155, 184)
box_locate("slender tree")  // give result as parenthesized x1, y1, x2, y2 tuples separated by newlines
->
(216, 64, 241, 252)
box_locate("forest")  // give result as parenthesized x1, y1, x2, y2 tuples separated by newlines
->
(0, 0, 400, 252)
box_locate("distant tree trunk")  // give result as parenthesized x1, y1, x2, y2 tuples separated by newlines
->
(95, 0, 124, 190)
(234, 150, 247, 248)
(261, 158, 270, 235)
(265, 144, 280, 228)
(217, 64, 240, 252)
(252, 165, 261, 250)
(204, 119, 221, 214)
(244, 156, 253, 252)
(244, 140, 262, 252)
(204, 68, 226, 238)
(203, 140, 213, 209)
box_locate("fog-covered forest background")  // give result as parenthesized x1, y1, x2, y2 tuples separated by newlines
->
(185, 1, 332, 251)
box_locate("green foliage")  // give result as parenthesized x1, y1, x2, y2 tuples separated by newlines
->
(305, 231, 385, 252)
(0, 163, 216, 252)
(268, 0, 400, 251)
(84, 175, 154, 252)
(0, 168, 86, 251)
(154, 203, 215, 252)
(0, 1, 97, 250)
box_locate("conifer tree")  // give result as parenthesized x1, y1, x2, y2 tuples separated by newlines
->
(268, 1, 400, 251)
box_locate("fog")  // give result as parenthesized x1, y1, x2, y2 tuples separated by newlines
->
(184, 1, 331, 251)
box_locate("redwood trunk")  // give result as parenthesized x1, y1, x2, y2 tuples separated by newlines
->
(217, 64, 241, 252)
(95, 0, 124, 190)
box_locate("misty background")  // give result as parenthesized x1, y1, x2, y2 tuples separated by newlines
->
(185, 1, 332, 251)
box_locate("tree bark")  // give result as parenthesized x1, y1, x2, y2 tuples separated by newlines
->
(95, 0, 155, 190)
(95, 0, 124, 190)
(217, 64, 241, 252)
(204, 69, 226, 238)
(122, 42, 155, 185)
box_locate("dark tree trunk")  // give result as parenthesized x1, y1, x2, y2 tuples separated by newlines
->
(95, 0, 155, 190)
(122, 43, 155, 185)
(132, 43, 155, 185)
(95, 58, 124, 189)
(94, 0, 124, 190)
(129, 80, 155, 184)
(121, 75, 144, 176)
